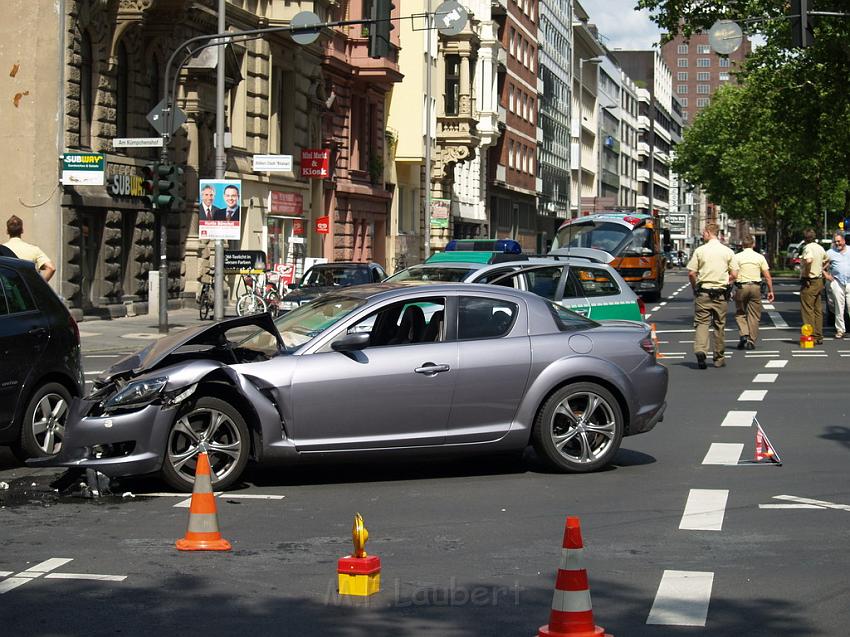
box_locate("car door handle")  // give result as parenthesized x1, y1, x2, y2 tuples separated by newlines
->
(415, 363, 450, 375)
(574, 309, 589, 316)
(28, 327, 48, 337)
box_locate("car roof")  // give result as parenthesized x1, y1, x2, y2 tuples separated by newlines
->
(310, 280, 545, 304)
(308, 262, 379, 268)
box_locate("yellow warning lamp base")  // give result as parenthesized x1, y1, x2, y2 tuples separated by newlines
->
(338, 513, 381, 596)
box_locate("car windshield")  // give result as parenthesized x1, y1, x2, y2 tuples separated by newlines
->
(237, 295, 366, 354)
(386, 265, 478, 282)
(299, 266, 370, 287)
(552, 221, 641, 256)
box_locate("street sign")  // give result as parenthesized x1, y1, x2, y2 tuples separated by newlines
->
(709, 20, 743, 55)
(290, 11, 322, 45)
(146, 98, 188, 136)
(112, 138, 165, 148)
(61, 152, 105, 186)
(253, 154, 293, 172)
(434, 1, 469, 36)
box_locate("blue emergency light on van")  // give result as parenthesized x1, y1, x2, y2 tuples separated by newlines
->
(444, 239, 522, 254)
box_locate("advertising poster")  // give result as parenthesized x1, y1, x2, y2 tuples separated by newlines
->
(430, 198, 450, 229)
(198, 179, 242, 241)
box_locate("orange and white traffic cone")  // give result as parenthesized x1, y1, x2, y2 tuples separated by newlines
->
(175, 451, 232, 551)
(537, 516, 612, 637)
(651, 323, 664, 359)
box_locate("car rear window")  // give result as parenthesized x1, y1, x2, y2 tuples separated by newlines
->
(386, 266, 477, 282)
(0, 266, 36, 315)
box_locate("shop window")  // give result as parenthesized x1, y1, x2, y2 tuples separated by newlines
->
(445, 55, 460, 116)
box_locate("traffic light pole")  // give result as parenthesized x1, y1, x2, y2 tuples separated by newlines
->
(214, 0, 226, 322)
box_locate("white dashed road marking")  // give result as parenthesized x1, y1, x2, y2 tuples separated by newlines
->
(722, 411, 756, 427)
(647, 570, 714, 626)
(738, 390, 768, 401)
(702, 443, 744, 465)
(0, 558, 125, 594)
(753, 374, 778, 383)
(765, 360, 788, 368)
(680, 489, 729, 531)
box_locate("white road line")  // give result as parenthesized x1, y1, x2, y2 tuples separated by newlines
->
(680, 489, 729, 531)
(702, 443, 744, 465)
(175, 497, 193, 508)
(23, 558, 74, 573)
(0, 572, 11, 577)
(767, 311, 788, 328)
(652, 306, 661, 312)
(644, 314, 652, 319)
(0, 558, 73, 594)
(84, 371, 103, 376)
(759, 504, 825, 509)
(223, 494, 286, 500)
(738, 390, 768, 401)
(753, 374, 778, 383)
(646, 570, 714, 626)
(765, 360, 788, 368)
(773, 495, 850, 512)
(722, 411, 756, 427)
(792, 352, 828, 357)
(86, 354, 128, 358)
(660, 302, 667, 306)
(746, 353, 779, 358)
(44, 573, 127, 582)
(763, 304, 775, 310)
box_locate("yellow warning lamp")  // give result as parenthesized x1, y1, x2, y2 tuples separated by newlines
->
(800, 323, 815, 348)
(337, 513, 381, 596)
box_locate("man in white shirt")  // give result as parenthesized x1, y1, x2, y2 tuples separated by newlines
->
(825, 231, 850, 338)
(3, 215, 56, 281)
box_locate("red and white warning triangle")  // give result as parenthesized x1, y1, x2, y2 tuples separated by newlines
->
(754, 418, 782, 464)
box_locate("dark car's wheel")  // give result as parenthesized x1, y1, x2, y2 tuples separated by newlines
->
(161, 396, 250, 492)
(12, 382, 73, 461)
(532, 382, 624, 473)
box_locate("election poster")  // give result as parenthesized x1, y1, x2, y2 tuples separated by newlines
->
(198, 179, 242, 241)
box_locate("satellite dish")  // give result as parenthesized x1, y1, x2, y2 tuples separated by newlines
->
(708, 20, 743, 55)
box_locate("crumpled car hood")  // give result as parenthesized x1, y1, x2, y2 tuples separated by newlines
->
(283, 286, 332, 304)
(102, 313, 282, 379)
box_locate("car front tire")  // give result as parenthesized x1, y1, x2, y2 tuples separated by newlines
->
(161, 396, 250, 492)
(13, 382, 73, 462)
(532, 382, 624, 473)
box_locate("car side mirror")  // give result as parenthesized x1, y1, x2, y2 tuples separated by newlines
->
(331, 332, 371, 352)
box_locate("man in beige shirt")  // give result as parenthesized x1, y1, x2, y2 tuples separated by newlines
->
(3, 215, 56, 281)
(799, 227, 828, 344)
(687, 223, 736, 368)
(731, 235, 774, 350)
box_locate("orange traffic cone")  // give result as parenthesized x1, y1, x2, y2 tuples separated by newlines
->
(176, 451, 232, 551)
(537, 517, 612, 637)
(651, 323, 665, 359)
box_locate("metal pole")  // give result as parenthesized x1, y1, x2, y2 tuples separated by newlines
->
(648, 100, 655, 217)
(424, 0, 432, 258)
(577, 60, 583, 218)
(214, 0, 226, 320)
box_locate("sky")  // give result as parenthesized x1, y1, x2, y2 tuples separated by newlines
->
(578, 0, 663, 50)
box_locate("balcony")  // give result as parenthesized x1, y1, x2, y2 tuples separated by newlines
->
(638, 115, 651, 130)
(637, 141, 650, 156)
(637, 168, 650, 182)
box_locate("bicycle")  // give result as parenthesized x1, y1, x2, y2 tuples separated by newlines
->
(235, 273, 268, 317)
(197, 268, 214, 320)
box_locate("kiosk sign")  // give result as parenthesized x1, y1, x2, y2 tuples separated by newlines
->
(301, 149, 330, 179)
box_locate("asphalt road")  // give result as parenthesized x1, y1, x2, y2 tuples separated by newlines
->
(1, 271, 849, 636)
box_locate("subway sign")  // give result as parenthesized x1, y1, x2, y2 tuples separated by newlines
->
(106, 162, 150, 203)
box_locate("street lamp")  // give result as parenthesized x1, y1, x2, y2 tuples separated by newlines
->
(576, 57, 602, 217)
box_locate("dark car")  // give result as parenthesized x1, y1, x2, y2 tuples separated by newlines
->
(278, 261, 387, 311)
(0, 256, 84, 460)
(31, 283, 667, 491)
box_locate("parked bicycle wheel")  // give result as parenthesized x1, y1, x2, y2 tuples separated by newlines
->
(198, 285, 213, 320)
(265, 289, 281, 318)
(236, 293, 267, 316)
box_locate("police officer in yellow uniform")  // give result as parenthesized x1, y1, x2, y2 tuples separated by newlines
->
(799, 227, 828, 344)
(731, 235, 774, 350)
(687, 223, 736, 369)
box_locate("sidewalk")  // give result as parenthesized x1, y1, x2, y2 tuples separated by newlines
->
(78, 307, 227, 354)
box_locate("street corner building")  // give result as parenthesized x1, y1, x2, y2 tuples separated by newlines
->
(1, 0, 403, 318)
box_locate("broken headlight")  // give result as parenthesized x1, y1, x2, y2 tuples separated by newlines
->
(101, 377, 168, 412)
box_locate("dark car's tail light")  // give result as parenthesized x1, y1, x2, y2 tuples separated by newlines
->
(637, 296, 646, 317)
(640, 336, 656, 358)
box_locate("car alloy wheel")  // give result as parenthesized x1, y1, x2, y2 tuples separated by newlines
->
(13, 382, 73, 461)
(532, 382, 624, 473)
(161, 396, 250, 492)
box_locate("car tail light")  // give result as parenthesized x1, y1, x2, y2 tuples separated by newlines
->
(640, 336, 656, 358)
(69, 314, 80, 345)
(637, 296, 646, 317)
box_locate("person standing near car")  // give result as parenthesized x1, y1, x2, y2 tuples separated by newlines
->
(731, 235, 774, 350)
(825, 231, 850, 339)
(687, 223, 736, 369)
(799, 228, 828, 345)
(3, 215, 55, 281)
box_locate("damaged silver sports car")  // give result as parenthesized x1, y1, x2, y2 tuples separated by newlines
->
(30, 283, 667, 491)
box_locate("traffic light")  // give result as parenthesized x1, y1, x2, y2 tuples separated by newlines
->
(790, 0, 813, 48)
(368, 0, 395, 59)
(141, 162, 159, 209)
(155, 162, 185, 212)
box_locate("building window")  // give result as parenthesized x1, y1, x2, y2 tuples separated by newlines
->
(276, 69, 296, 154)
(509, 139, 514, 168)
(116, 42, 129, 139)
(683, 111, 689, 120)
(697, 84, 710, 94)
(79, 31, 94, 148)
(697, 97, 709, 107)
(677, 44, 688, 54)
(719, 57, 730, 67)
(676, 84, 688, 94)
(509, 84, 514, 112)
(445, 55, 460, 115)
(697, 58, 711, 67)
(679, 97, 688, 107)
(719, 72, 730, 81)
(510, 27, 515, 56)
(698, 44, 711, 54)
(697, 72, 710, 81)
(677, 58, 688, 67)
(677, 72, 688, 81)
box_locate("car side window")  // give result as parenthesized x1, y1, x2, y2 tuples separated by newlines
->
(0, 266, 35, 314)
(546, 301, 597, 332)
(474, 267, 519, 286)
(458, 296, 518, 340)
(573, 266, 620, 298)
(524, 266, 564, 300)
(562, 270, 584, 301)
(347, 297, 446, 347)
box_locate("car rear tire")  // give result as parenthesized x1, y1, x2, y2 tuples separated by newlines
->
(12, 382, 73, 462)
(161, 396, 250, 492)
(532, 382, 624, 473)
